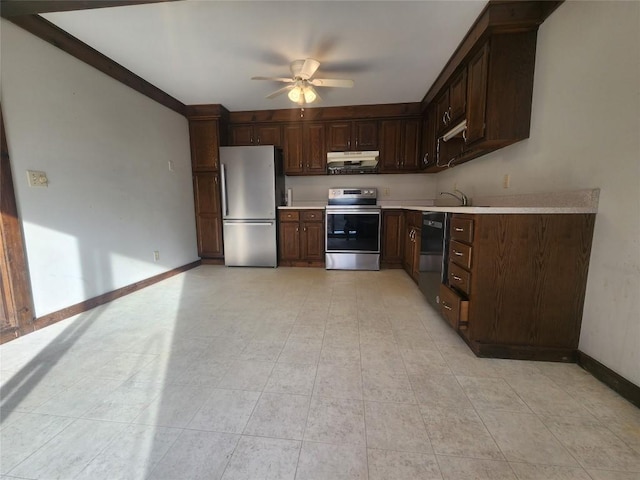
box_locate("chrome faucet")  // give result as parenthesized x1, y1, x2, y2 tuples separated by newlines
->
(440, 189, 469, 206)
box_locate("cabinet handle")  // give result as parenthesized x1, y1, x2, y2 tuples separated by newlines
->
(303, 227, 307, 232)
(454, 227, 464, 232)
(442, 112, 448, 126)
(452, 274, 462, 281)
(296, 226, 299, 232)
(442, 302, 452, 311)
(306, 163, 310, 168)
(453, 250, 463, 256)
(299, 162, 303, 168)
(462, 128, 467, 143)
(214, 176, 218, 184)
(423, 153, 429, 165)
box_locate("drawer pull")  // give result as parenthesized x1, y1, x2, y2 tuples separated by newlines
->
(452, 275, 462, 281)
(453, 250, 463, 256)
(442, 302, 452, 311)
(454, 227, 465, 232)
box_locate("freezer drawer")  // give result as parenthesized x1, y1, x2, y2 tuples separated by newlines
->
(223, 220, 277, 267)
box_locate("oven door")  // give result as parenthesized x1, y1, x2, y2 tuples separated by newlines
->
(325, 209, 381, 253)
(325, 208, 381, 270)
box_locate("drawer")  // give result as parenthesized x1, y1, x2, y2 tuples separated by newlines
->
(301, 210, 323, 222)
(450, 217, 474, 243)
(448, 261, 471, 295)
(439, 283, 469, 330)
(450, 240, 472, 269)
(279, 210, 300, 222)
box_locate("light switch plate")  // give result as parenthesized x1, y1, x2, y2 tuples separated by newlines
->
(27, 170, 48, 187)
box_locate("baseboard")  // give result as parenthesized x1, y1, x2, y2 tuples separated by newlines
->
(200, 258, 225, 265)
(1, 260, 201, 344)
(577, 350, 640, 409)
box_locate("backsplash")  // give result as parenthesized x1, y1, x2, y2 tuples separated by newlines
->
(285, 173, 437, 204)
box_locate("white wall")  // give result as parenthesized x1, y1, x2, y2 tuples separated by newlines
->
(1, 20, 198, 317)
(434, 1, 640, 385)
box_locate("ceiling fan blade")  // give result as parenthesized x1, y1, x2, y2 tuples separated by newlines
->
(265, 85, 293, 99)
(299, 58, 320, 79)
(252, 76, 294, 83)
(310, 78, 354, 88)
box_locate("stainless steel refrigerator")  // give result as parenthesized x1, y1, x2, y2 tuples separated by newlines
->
(220, 146, 284, 267)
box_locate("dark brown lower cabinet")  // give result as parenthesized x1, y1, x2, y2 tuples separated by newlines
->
(381, 210, 404, 268)
(278, 209, 325, 267)
(441, 213, 596, 362)
(193, 172, 223, 259)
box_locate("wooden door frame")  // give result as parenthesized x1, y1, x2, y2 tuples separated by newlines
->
(0, 106, 35, 342)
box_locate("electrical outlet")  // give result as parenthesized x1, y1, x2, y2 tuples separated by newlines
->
(383, 188, 390, 197)
(168, 161, 174, 172)
(453, 182, 458, 191)
(503, 174, 510, 189)
(27, 170, 48, 187)
(153, 251, 160, 262)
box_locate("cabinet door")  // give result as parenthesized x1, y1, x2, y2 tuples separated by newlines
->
(283, 124, 304, 174)
(301, 221, 324, 261)
(303, 123, 327, 173)
(193, 173, 220, 215)
(196, 215, 223, 257)
(378, 120, 401, 171)
(279, 221, 300, 261)
(229, 124, 254, 145)
(381, 210, 404, 264)
(255, 124, 282, 147)
(422, 107, 438, 169)
(401, 118, 421, 170)
(466, 42, 490, 144)
(354, 121, 378, 150)
(189, 119, 220, 171)
(403, 226, 414, 274)
(326, 122, 351, 151)
(448, 68, 467, 125)
(411, 228, 421, 282)
(435, 90, 451, 133)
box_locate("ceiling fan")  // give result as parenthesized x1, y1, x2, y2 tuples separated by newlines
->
(252, 58, 354, 105)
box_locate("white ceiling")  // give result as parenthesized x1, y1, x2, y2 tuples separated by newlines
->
(42, 0, 487, 112)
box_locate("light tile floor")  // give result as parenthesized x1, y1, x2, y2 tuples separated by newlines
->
(1, 266, 639, 479)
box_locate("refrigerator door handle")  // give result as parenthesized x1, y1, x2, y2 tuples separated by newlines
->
(220, 164, 229, 217)
(224, 221, 274, 226)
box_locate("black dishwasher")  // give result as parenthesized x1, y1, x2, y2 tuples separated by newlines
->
(418, 212, 450, 310)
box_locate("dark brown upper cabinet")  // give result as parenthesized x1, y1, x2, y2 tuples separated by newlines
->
(326, 120, 378, 152)
(282, 123, 327, 175)
(189, 119, 221, 172)
(436, 69, 467, 134)
(421, 1, 557, 171)
(229, 123, 282, 147)
(379, 118, 422, 173)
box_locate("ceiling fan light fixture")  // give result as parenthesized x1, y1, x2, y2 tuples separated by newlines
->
(303, 86, 317, 103)
(287, 86, 302, 103)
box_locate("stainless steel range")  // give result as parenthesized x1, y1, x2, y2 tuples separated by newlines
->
(325, 188, 381, 270)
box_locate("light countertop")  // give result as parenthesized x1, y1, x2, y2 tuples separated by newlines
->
(277, 189, 599, 214)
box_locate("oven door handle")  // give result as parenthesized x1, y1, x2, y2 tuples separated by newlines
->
(325, 210, 381, 216)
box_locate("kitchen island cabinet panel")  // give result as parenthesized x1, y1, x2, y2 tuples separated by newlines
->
(444, 213, 596, 361)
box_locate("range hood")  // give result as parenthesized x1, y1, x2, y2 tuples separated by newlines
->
(327, 151, 379, 174)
